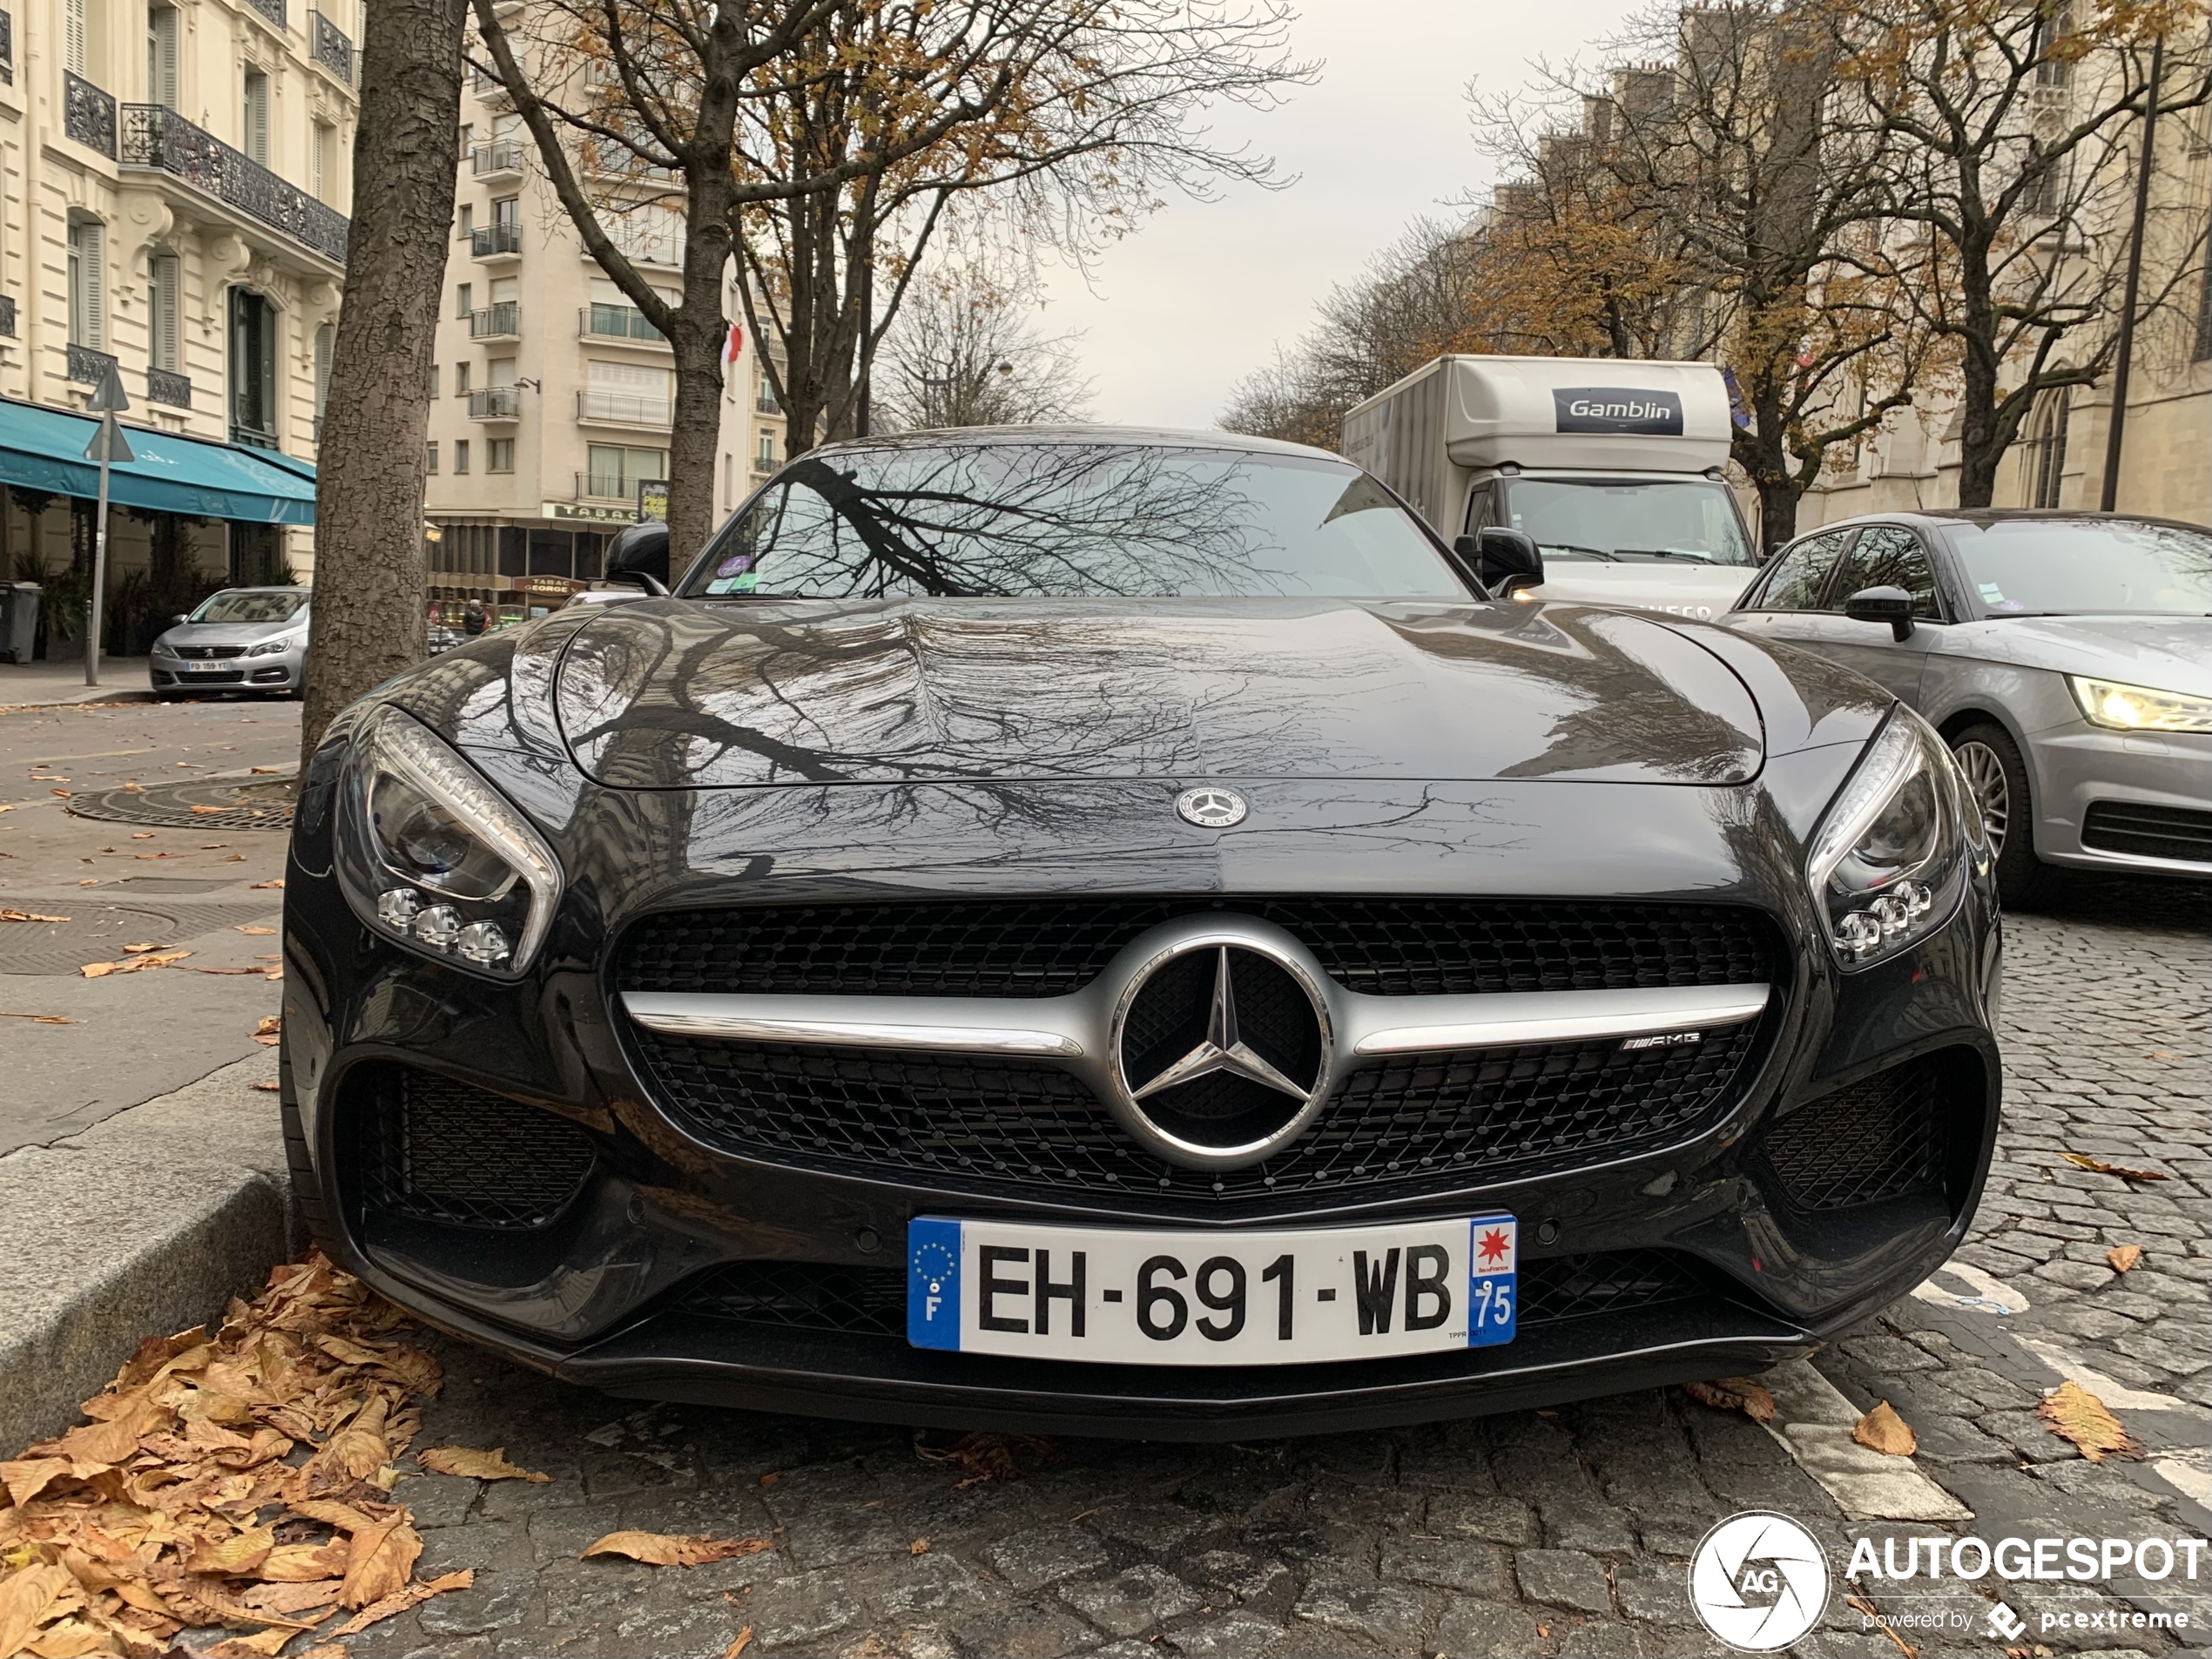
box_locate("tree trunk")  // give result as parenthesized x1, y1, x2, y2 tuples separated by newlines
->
(300, 0, 467, 761)
(1953, 326, 2003, 509)
(1754, 470, 1800, 550)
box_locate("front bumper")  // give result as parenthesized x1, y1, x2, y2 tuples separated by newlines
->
(152, 652, 301, 691)
(282, 759, 2004, 1435)
(2027, 724, 2212, 874)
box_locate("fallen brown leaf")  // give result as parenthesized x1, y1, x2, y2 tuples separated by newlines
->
(912, 1429, 1060, 1486)
(186, 1525, 277, 1577)
(2060, 1151, 2169, 1183)
(78, 962, 117, 978)
(327, 1569, 473, 1638)
(49, 787, 70, 798)
(0, 909, 70, 922)
(0, 1012, 73, 1024)
(1851, 1400, 1917, 1457)
(722, 1628, 755, 1659)
(122, 941, 163, 953)
(251, 879, 285, 889)
(417, 1447, 550, 1483)
(339, 1515, 421, 1608)
(1682, 1377, 1778, 1425)
(191, 804, 227, 815)
(235, 925, 279, 935)
(130, 833, 153, 840)
(581, 1532, 776, 1568)
(0, 1563, 77, 1656)
(253, 1081, 282, 1093)
(251, 766, 282, 774)
(909, 1538, 930, 1556)
(2107, 1244, 2143, 1274)
(758, 1470, 783, 1488)
(205, 1625, 300, 1657)
(2039, 1380, 2136, 1463)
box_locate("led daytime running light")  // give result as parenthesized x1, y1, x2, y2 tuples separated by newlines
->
(2067, 674, 2212, 734)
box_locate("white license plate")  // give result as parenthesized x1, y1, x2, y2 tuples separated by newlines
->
(185, 661, 221, 671)
(907, 1215, 1517, 1366)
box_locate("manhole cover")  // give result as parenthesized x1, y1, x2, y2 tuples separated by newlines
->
(0, 900, 285, 974)
(66, 774, 296, 831)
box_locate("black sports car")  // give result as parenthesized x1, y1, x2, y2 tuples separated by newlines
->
(282, 428, 2002, 1439)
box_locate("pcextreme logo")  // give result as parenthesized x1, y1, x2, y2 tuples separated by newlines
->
(1689, 1512, 1831, 1652)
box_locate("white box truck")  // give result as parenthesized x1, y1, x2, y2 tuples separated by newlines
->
(1341, 355, 1759, 619)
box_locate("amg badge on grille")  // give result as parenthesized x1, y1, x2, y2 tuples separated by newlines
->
(1619, 1030, 1703, 1051)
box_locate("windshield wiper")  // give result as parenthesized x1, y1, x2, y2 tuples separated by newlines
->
(1613, 547, 1718, 563)
(1537, 543, 1619, 562)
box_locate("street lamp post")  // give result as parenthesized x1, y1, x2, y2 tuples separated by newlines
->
(81, 360, 133, 688)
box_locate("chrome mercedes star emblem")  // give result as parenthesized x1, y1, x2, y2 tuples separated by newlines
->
(1175, 786, 1248, 828)
(1130, 946, 1309, 1103)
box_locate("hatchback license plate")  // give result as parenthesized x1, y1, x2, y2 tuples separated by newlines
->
(907, 1215, 1516, 1366)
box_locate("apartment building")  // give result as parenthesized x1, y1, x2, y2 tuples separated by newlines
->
(423, 77, 787, 604)
(0, 0, 354, 649)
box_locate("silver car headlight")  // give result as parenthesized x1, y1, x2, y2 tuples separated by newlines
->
(334, 705, 563, 976)
(1805, 710, 1973, 968)
(248, 632, 305, 657)
(2067, 674, 2212, 734)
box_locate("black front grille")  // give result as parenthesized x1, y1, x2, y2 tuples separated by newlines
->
(361, 1068, 597, 1230)
(674, 1249, 1717, 1341)
(619, 897, 1775, 1000)
(174, 644, 247, 660)
(1758, 1057, 1948, 1211)
(631, 1017, 1768, 1207)
(173, 671, 246, 685)
(2081, 800, 2212, 865)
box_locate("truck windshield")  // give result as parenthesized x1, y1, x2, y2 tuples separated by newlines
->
(1499, 480, 1754, 567)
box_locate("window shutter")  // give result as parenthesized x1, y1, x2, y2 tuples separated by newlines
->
(314, 323, 333, 416)
(64, 0, 85, 75)
(152, 8, 179, 107)
(81, 223, 104, 348)
(152, 253, 179, 370)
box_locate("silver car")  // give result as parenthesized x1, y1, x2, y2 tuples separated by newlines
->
(149, 586, 312, 699)
(1726, 510, 2210, 902)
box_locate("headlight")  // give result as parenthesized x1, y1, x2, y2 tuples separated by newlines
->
(334, 705, 563, 976)
(2067, 674, 2212, 733)
(248, 632, 305, 657)
(1805, 710, 1974, 968)
(152, 639, 179, 658)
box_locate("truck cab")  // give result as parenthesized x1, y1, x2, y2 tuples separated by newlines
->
(1343, 356, 1761, 620)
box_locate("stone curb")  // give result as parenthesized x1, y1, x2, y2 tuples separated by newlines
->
(0, 683, 156, 711)
(0, 1049, 301, 1454)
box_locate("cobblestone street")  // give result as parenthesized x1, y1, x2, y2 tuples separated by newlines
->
(346, 876, 2211, 1659)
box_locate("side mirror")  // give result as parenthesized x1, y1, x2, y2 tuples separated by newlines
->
(1457, 528, 1544, 597)
(1844, 584, 1917, 641)
(169, 614, 190, 628)
(602, 568, 670, 597)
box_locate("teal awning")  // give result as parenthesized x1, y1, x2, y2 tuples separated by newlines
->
(0, 396, 316, 525)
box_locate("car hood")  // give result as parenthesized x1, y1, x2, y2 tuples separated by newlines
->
(160, 620, 307, 647)
(549, 597, 1765, 788)
(1946, 614, 2212, 695)
(1522, 562, 1759, 624)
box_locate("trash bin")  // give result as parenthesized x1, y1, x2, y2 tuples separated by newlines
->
(0, 583, 37, 664)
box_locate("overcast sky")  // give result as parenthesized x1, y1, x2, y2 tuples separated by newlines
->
(1029, 0, 1643, 431)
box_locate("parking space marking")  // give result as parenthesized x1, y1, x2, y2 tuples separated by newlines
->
(1760, 1359, 1973, 1522)
(2013, 1335, 2212, 1421)
(2153, 1456, 2212, 1508)
(1909, 1261, 2029, 1315)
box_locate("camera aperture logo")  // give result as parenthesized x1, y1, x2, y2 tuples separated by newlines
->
(1689, 1512, 1832, 1651)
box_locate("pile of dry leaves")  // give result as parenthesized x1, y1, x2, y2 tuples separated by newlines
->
(0, 1253, 472, 1658)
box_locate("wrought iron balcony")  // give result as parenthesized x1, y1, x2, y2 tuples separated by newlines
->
(0, 11, 16, 86)
(242, 0, 286, 27)
(146, 367, 192, 408)
(579, 302, 664, 344)
(120, 105, 349, 265)
(470, 222, 523, 259)
(469, 386, 522, 420)
(308, 10, 354, 84)
(64, 72, 117, 158)
(469, 301, 520, 340)
(472, 141, 525, 177)
(67, 344, 118, 386)
(0, 296, 15, 339)
(576, 389, 671, 428)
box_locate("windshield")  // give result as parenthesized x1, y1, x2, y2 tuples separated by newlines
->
(683, 443, 1470, 600)
(1951, 520, 2212, 617)
(1500, 479, 1755, 567)
(188, 590, 309, 624)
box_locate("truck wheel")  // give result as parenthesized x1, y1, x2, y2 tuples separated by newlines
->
(1949, 722, 2051, 907)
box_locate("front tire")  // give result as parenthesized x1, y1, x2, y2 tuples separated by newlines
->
(1950, 721, 2048, 907)
(278, 1032, 343, 1259)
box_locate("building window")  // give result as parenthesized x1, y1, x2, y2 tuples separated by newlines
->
(453, 438, 470, 474)
(65, 0, 86, 75)
(314, 322, 334, 421)
(66, 216, 104, 348)
(312, 122, 335, 203)
(455, 281, 473, 320)
(723, 452, 732, 509)
(242, 68, 271, 167)
(457, 203, 474, 239)
(425, 442, 438, 473)
(584, 443, 664, 499)
(149, 250, 180, 370)
(488, 438, 515, 472)
(492, 195, 519, 230)
(147, 3, 179, 107)
(2027, 389, 2069, 509)
(455, 361, 471, 395)
(755, 427, 776, 470)
(229, 288, 278, 446)
(428, 362, 439, 396)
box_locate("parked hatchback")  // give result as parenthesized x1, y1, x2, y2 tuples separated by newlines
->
(150, 587, 311, 698)
(1727, 510, 2211, 900)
